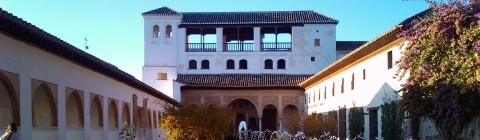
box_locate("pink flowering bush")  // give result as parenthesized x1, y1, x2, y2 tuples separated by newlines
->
(396, 0, 480, 139)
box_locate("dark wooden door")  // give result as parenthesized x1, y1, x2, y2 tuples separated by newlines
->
(369, 110, 378, 140)
(262, 109, 277, 131)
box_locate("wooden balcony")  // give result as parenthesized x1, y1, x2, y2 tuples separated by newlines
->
(223, 43, 254, 52)
(186, 43, 216, 52)
(261, 42, 291, 51)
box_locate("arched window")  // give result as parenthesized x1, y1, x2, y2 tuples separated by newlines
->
(166, 25, 172, 37)
(264, 59, 273, 69)
(201, 60, 209, 69)
(188, 60, 197, 69)
(226, 59, 235, 69)
(239, 59, 248, 69)
(153, 25, 159, 37)
(277, 59, 286, 69)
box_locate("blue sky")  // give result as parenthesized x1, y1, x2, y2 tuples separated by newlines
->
(1, 0, 429, 80)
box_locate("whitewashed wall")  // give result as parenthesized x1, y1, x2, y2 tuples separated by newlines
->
(0, 33, 170, 140)
(304, 39, 407, 140)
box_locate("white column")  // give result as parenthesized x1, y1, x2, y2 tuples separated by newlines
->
(57, 84, 66, 140)
(254, 27, 261, 51)
(84, 91, 91, 140)
(278, 116, 282, 131)
(103, 96, 109, 140)
(160, 23, 165, 44)
(258, 116, 262, 131)
(118, 101, 123, 140)
(216, 28, 223, 52)
(19, 75, 32, 140)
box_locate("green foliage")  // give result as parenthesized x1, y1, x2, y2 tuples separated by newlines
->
(380, 92, 402, 140)
(159, 103, 233, 140)
(348, 102, 365, 139)
(119, 122, 137, 140)
(396, 0, 480, 139)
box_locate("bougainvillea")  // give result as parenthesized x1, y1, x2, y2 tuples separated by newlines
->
(396, 0, 480, 139)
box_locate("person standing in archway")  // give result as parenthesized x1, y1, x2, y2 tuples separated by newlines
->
(1, 123, 20, 140)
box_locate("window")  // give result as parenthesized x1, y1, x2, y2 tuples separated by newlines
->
(318, 89, 321, 100)
(264, 59, 273, 69)
(165, 25, 172, 37)
(157, 72, 167, 80)
(226, 59, 235, 69)
(388, 51, 393, 69)
(188, 60, 197, 69)
(308, 93, 310, 103)
(153, 25, 159, 37)
(324, 86, 327, 99)
(313, 91, 315, 102)
(351, 73, 355, 90)
(201, 60, 209, 69)
(239, 59, 248, 69)
(341, 78, 344, 93)
(311, 57, 315, 61)
(277, 59, 286, 69)
(332, 83, 335, 97)
(314, 39, 320, 46)
(363, 69, 366, 80)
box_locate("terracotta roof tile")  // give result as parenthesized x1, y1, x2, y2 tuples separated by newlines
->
(143, 7, 338, 25)
(336, 41, 367, 53)
(176, 74, 312, 87)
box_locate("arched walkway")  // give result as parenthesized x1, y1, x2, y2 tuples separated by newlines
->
(90, 96, 103, 128)
(108, 100, 118, 129)
(227, 99, 258, 134)
(282, 104, 299, 133)
(122, 103, 130, 125)
(66, 91, 83, 128)
(0, 72, 19, 127)
(262, 104, 277, 131)
(32, 83, 57, 127)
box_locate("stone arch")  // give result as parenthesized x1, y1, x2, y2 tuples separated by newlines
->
(0, 72, 19, 126)
(157, 110, 162, 128)
(108, 99, 118, 128)
(153, 25, 159, 37)
(32, 83, 57, 127)
(282, 104, 299, 133)
(122, 103, 130, 125)
(262, 104, 277, 131)
(153, 111, 157, 128)
(225, 98, 259, 111)
(66, 90, 84, 128)
(90, 95, 103, 128)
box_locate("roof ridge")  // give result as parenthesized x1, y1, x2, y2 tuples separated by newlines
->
(180, 10, 314, 13)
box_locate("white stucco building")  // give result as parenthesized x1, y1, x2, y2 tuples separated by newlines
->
(139, 7, 367, 136)
(0, 8, 180, 140)
(299, 10, 430, 140)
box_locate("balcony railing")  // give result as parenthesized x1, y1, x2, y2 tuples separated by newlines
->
(261, 42, 292, 51)
(185, 42, 292, 52)
(223, 43, 254, 52)
(186, 43, 216, 52)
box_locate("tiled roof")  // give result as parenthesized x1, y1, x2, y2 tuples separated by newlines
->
(0, 8, 182, 107)
(142, 7, 181, 16)
(176, 74, 313, 87)
(336, 41, 368, 53)
(142, 7, 339, 25)
(180, 11, 338, 25)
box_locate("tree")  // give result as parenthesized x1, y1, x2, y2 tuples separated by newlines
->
(348, 102, 365, 139)
(284, 109, 304, 134)
(380, 92, 402, 140)
(396, 0, 480, 139)
(159, 103, 233, 140)
(302, 114, 322, 138)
